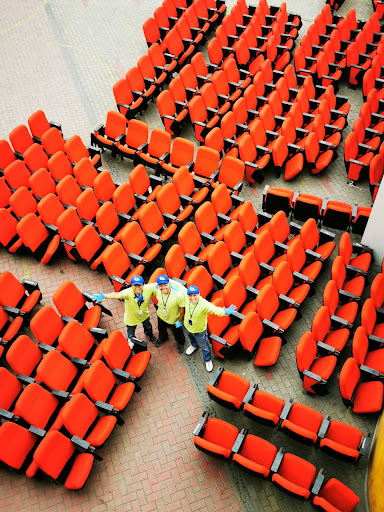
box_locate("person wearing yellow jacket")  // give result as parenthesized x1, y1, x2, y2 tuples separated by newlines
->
(183, 285, 236, 372)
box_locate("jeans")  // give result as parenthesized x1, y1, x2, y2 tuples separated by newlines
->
(184, 328, 211, 362)
(158, 317, 185, 346)
(126, 317, 153, 340)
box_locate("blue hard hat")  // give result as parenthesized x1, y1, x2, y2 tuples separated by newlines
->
(131, 275, 144, 285)
(187, 285, 200, 295)
(156, 274, 169, 285)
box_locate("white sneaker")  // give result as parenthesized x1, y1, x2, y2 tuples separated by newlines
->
(205, 360, 213, 372)
(186, 345, 198, 355)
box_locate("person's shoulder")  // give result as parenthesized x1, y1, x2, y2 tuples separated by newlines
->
(120, 287, 132, 297)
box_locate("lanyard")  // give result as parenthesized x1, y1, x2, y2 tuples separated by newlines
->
(161, 289, 171, 308)
(134, 293, 144, 308)
(188, 300, 199, 321)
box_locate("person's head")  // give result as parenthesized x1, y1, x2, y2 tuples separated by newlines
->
(187, 285, 200, 304)
(131, 275, 144, 295)
(156, 274, 170, 294)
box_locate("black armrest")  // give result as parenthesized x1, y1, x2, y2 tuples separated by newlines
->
(279, 399, 293, 421)
(359, 432, 371, 456)
(201, 232, 216, 243)
(2, 305, 24, 316)
(37, 342, 55, 352)
(292, 271, 310, 283)
(193, 412, 209, 436)
(217, 213, 231, 226)
(210, 333, 230, 347)
(330, 314, 351, 329)
(131, 336, 147, 353)
(318, 416, 331, 439)
(17, 374, 35, 385)
(21, 279, 39, 293)
(208, 366, 224, 387)
(303, 370, 325, 383)
(89, 327, 108, 342)
(146, 232, 161, 244)
(232, 429, 247, 453)
(0, 408, 15, 420)
(279, 294, 296, 306)
(262, 318, 283, 333)
(311, 469, 326, 496)
(245, 286, 259, 298)
(360, 364, 383, 378)
(70, 357, 88, 367)
(29, 425, 46, 438)
(271, 448, 285, 473)
(212, 274, 227, 287)
(112, 368, 134, 381)
(95, 400, 115, 413)
(51, 389, 71, 399)
(185, 253, 202, 266)
(242, 384, 258, 404)
(128, 253, 144, 263)
(317, 341, 339, 355)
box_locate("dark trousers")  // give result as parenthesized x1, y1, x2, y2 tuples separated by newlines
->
(126, 317, 153, 340)
(158, 317, 185, 347)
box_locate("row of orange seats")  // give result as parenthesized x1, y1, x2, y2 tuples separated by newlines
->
(0, 272, 151, 489)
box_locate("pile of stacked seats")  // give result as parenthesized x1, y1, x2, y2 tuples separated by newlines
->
(0, 272, 151, 489)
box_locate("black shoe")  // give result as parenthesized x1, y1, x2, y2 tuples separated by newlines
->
(148, 335, 157, 344)
(154, 339, 163, 347)
(177, 344, 184, 354)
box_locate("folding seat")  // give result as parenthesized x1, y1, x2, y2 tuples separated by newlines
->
(0, 208, 23, 253)
(321, 200, 353, 231)
(339, 357, 384, 414)
(163, 28, 196, 67)
(0, 176, 12, 209)
(64, 134, 101, 169)
(344, 132, 375, 183)
(72, 359, 135, 414)
(26, 430, 95, 490)
(271, 450, 318, 500)
(212, 156, 245, 195)
(339, 232, 372, 275)
(352, 323, 384, 380)
(165, 244, 208, 286)
(279, 402, 323, 445)
(361, 298, 384, 347)
(255, 284, 297, 337)
(209, 69, 243, 105)
(223, 57, 253, 92)
(347, 41, 374, 86)
(193, 412, 239, 459)
(312, 114, 341, 149)
(74, 224, 113, 270)
(200, 82, 232, 119)
(157, 137, 195, 177)
(0, 139, 17, 173)
(188, 94, 221, 142)
(296, 331, 337, 395)
(323, 280, 358, 329)
(261, 186, 294, 216)
(102, 242, 144, 292)
(47, 150, 73, 181)
(129, 164, 163, 203)
(112, 182, 142, 218)
(351, 207, 372, 235)
(234, 38, 265, 76)
(289, 218, 335, 262)
(9, 125, 34, 157)
(92, 170, 118, 204)
(137, 54, 168, 93)
(0, 366, 23, 410)
(172, 166, 210, 206)
(232, 431, 278, 478)
(23, 143, 49, 173)
(206, 367, 251, 411)
(312, 477, 360, 512)
(29, 168, 56, 200)
(138, 201, 177, 242)
(178, 221, 213, 262)
(304, 133, 334, 175)
(113, 119, 148, 162)
(154, 5, 172, 36)
(189, 146, 221, 185)
(272, 136, 305, 181)
(168, 76, 189, 111)
(0, 272, 41, 320)
(191, 52, 212, 85)
(95, 200, 130, 240)
(37, 192, 66, 227)
(242, 387, 285, 427)
(56, 175, 82, 208)
(194, 0, 221, 27)
(0, 422, 40, 471)
(175, 15, 204, 49)
(156, 182, 194, 225)
(143, 17, 165, 49)
(4, 160, 31, 190)
(9, 187, 38, 219)
(28, 110, 62, 144)
(195, 201, 231, 241)
(331, 256, 365, 302)
(53, 280, 111, 330)
(7, 335, 80, 392)
(211, 184, 245, 221)
(30, 305, 65, 347)
(294, 46, 317, 76)
(125, 66, 157, 106)
(0, 305, 24, 352)
(57, 320, 107, 361)
(371, 272, 384, 309)
(312, 306, 349, 355)
(72, 157, 99, 188)
(119, 221, 162, 265)
(91, 111, 127, 152)
(41, 127, 65, 157)
(96, 329, 150, 380)
(10, 382, 60, 430)
(113, 78, 146, 120)
(137, 128, 171, 172)
(207, 298, 241, 358)
(270, 261, 310, 316)
(369, 153, 384, 201)
(318, 417, 370, 462)
(16, 213, 60, 264)
(49, 392, 117, 448)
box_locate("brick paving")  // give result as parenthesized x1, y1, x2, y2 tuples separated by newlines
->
(0, 0, 381, 511)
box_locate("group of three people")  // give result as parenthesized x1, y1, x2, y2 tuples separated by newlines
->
(93, 275, 236, 372)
